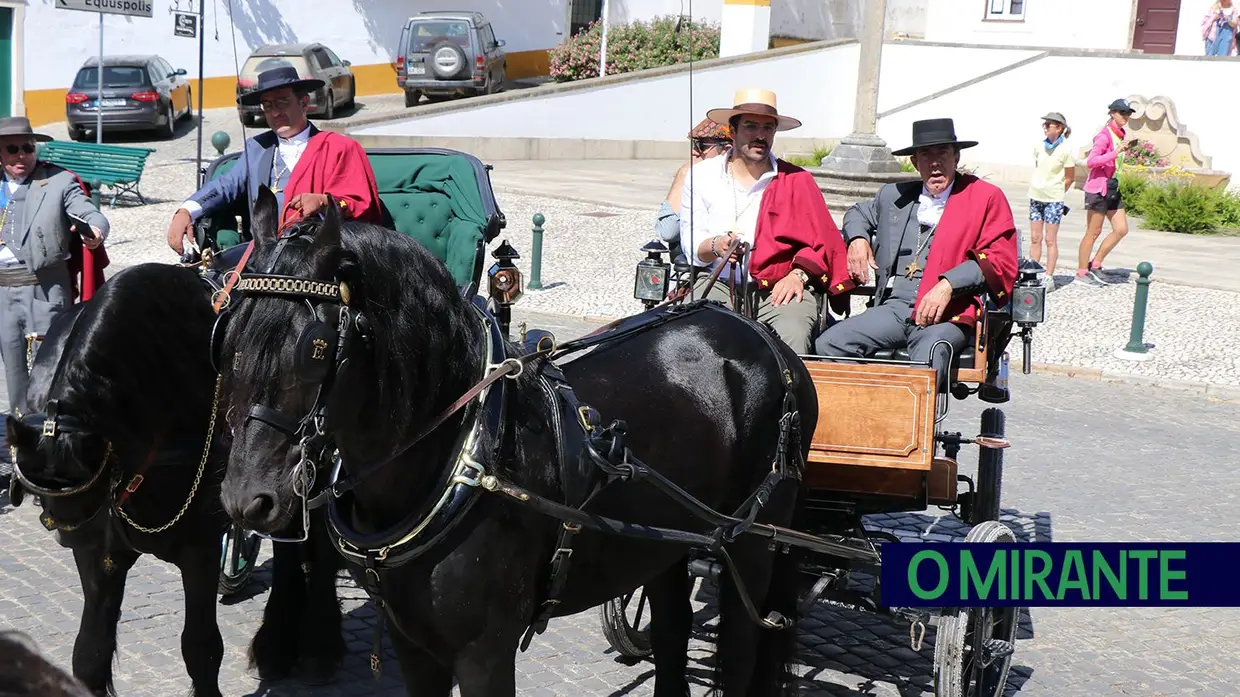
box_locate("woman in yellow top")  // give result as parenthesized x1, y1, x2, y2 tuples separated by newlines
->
(1027, 112, 1076, 289)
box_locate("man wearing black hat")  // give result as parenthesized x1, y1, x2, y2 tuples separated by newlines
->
(814, 118, 1018, 389)
(0, 117, 109, 414)
(166, 64, 381, 254)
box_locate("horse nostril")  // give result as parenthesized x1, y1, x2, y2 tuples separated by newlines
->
(242, 493, 277, 525)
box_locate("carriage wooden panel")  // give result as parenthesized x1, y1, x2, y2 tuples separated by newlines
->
(802, 360, 935, 473)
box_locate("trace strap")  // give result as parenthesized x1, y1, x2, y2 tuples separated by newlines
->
(306, 341, 556, 510)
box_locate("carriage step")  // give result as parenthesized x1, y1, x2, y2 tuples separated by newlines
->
(980, 638, 1015, 666)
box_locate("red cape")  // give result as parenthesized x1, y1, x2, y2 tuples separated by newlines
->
(750, 160, 855, 308)
(281, 130, 382, 225)
(66, 170, 109, 303)
(915, 173, 1018, 328)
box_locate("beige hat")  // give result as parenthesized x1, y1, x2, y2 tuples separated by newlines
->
(706, 88, 802, 132)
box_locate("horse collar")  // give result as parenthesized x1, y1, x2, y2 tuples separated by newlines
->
(323, 297, 511, 569)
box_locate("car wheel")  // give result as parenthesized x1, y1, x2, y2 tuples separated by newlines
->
(183, 88, 193, 119)
(67, 125, 87, 142)
(164, 103, 176, 139)
(430, 41, 468, 79)
(404, 90, 421, 108)
(323, 90, 335, 119)
(348, 77, 356, 107)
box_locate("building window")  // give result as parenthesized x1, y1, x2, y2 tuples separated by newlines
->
(986, 0, 1026, 21)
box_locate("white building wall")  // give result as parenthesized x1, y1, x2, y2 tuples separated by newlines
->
(608, 0, 721, 25)
(1176, 0, 1217, 55)
(925, 0, 1135, 50)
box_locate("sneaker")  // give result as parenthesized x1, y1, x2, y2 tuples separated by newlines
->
(1085, 269, 1108, 285)
(1073, 272, 1104, 288)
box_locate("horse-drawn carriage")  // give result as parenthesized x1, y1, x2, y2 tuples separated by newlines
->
(608, 240, 1048, 696)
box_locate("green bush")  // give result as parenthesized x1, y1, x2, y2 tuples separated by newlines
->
(1136, 181, 1227, 235)
(1117, 173, 1149, 216)
(548, 16, 720, 82)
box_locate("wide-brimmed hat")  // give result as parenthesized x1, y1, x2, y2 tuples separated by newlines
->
(687, 117, 732, 142)
(705, 89, 802, 132)
(0, 116, 52, 143)
(891, 118, 978, 157)
(238, 64, 325, 106)
(1107, 98, 1135, 115)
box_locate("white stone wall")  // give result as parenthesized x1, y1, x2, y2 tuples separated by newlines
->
(21, 0, 569, 90)
(353, 40, 1237, 179)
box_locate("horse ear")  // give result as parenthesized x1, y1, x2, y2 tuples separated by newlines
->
(309, 193, 342, 255)
(252, 185, 280, 247)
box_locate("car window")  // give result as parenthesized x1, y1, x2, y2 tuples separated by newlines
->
(311, 48, 332, 70)
(239, 55, 313, 85)
(73, 65, 150, 89)
(480, 25, 496, 48)
(323, 47, 343, 66)
(407, 20, 472, 52)
(156, 58, 173, 79)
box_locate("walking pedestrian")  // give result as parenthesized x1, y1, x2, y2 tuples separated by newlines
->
(1076, 99, 1136, 288)
(1028, 111, 1075, 289)
(1203, 0, 1238, 56)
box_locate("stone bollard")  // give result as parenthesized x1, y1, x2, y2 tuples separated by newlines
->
(90, 179, 102, 211)
(529, 213, 545, 290)
(1114, 261, 1154, 361)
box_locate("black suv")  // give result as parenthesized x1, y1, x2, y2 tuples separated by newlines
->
(396, 11, 507, 107)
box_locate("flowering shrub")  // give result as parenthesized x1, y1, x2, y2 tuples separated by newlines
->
(1119, 139, 1169, 168)
(549, 15, 720, 82)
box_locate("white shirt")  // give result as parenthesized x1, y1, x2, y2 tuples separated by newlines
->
(181, 123, 313, 220)
(917, 184, 951, 228)
(0, 173, 29, 266)
(678, 149, 779, 282)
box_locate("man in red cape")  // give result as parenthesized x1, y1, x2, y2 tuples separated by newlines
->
(165, 64, 380, 255)
(680, 89, 854, 355)
(814, 118, 1018, 387)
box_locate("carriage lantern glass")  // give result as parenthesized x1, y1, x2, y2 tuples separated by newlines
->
(634, 239, 671, 304)
(1012, 259, 1047, 325)
(488, 239, 524, 306)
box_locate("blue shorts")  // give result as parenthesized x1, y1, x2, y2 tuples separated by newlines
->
(1029, 200, 1066, 225)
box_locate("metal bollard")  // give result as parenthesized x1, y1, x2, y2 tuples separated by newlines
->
(529, 213, 545, 290)
(1116, 261, 1154, 360)
(90, 179, 102, 211)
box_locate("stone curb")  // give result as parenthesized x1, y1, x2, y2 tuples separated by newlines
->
(522, 309, 1240, 405)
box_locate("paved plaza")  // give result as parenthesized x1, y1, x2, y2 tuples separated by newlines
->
(1, 104, 1238, 695)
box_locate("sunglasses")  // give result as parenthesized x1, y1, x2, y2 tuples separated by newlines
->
(692, 139, 729, 156)
(4, 144, 35, 155)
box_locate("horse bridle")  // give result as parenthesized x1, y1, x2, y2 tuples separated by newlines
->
(216, 225, 368, 543)
(8, 400, 118, 532)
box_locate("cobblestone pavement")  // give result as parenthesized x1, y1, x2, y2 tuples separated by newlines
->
(1, 308, 1238, 696)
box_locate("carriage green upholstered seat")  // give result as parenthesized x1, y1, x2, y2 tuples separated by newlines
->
(199, 150, 490, 288)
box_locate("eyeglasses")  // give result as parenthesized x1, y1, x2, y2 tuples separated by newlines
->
(259, 96, 296, 112)
(3, 144, 35, 155)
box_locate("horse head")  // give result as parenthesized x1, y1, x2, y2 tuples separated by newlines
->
(4, 304, 116, 543)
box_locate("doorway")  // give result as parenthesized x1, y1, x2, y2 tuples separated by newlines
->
(569, 0, 603, 36)
(1131, 0, 1181, 54)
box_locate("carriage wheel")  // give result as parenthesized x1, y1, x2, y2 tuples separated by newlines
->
(218, 524, 262, 596)
(600, 587, 652, 659)
(970, 408, 1005, 526)
(933, 521, 1019, 697)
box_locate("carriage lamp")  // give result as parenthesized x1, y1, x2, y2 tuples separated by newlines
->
(1011, 258, 1048, 376)
(488, 239, 523, 338)
(633, 239, 671, 309)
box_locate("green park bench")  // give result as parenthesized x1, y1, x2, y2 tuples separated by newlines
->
(196, 147, 506, 289)
(37, 141, 156, 208)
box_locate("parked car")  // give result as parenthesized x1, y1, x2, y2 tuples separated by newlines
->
(396, 11, 507, 107)
(64, 54, 193, 141)
(236, 43, 356, 126)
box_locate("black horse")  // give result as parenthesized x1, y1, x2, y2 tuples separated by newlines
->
(214, 187, 818, 696)
(4, 262, 345, 696)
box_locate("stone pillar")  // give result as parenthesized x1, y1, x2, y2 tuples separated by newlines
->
(819, 0, 902, 174)
(719, 0, 771, 58)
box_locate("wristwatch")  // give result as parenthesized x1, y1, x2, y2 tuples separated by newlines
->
(792, 268, 810, 286)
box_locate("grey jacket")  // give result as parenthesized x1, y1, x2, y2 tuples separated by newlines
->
(841, 180, 983, 300)
(14, 162, 110, 273)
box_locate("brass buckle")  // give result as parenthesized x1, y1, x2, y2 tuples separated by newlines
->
(41, 419, 56, 438)
(125, 474, 145, 494)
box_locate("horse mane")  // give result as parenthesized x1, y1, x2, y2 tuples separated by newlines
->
(226, 203, 484, 451)
(41, 263, 219, 450)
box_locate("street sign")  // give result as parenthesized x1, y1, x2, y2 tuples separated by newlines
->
(56, 0, 154, 19)
(173, 12, 196, 38)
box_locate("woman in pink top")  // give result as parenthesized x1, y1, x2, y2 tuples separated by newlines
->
(1076, 98, 1137, 287)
